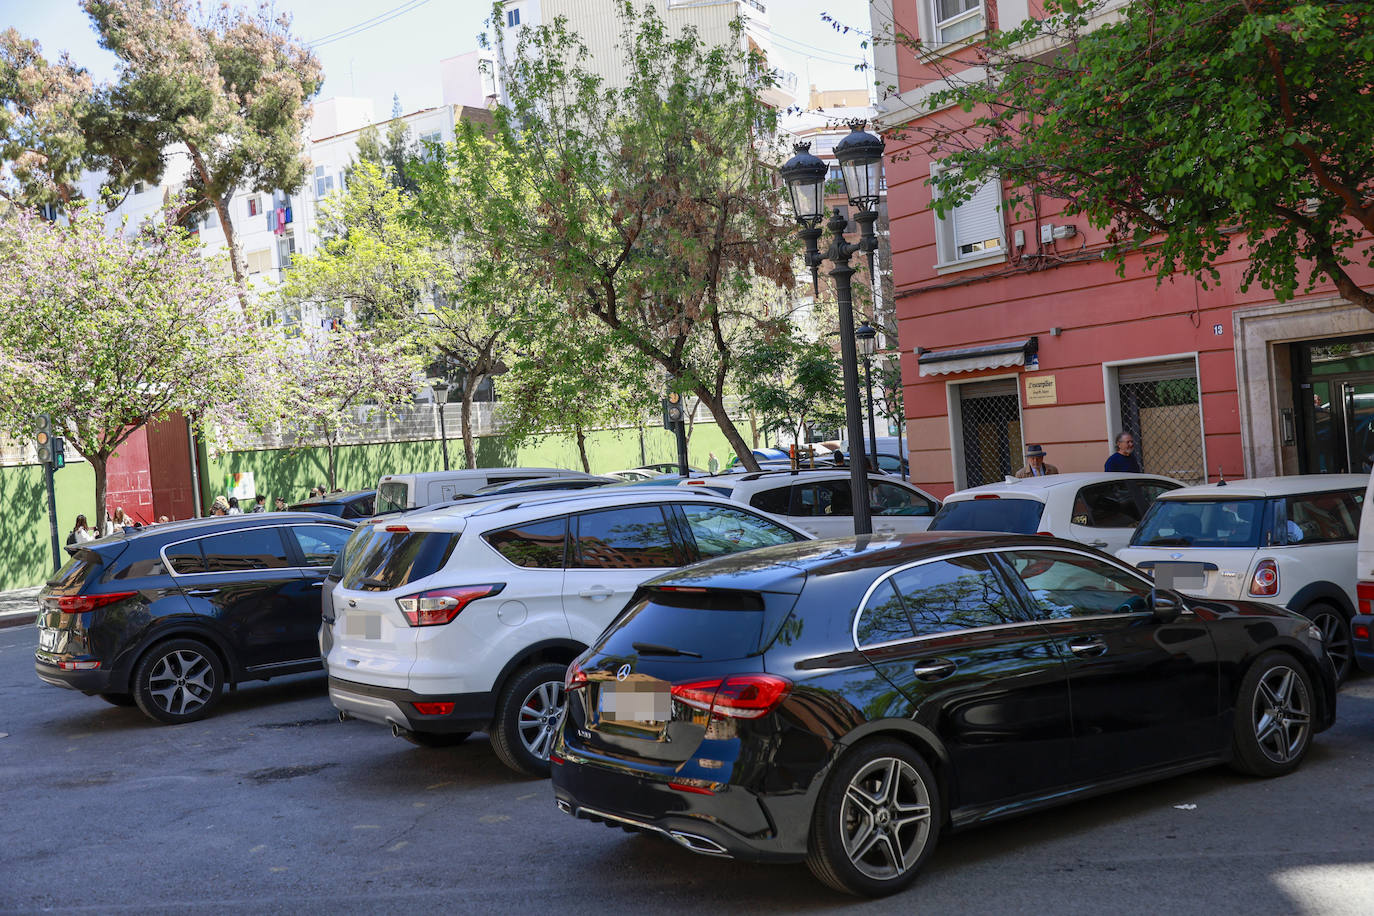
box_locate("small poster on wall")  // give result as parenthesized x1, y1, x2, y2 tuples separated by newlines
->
(228, 471, 256, 500)
(1025, 375, 1057, 406)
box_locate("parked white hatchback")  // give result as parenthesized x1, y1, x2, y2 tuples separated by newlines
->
(1118, 474, 1367, 682)
(929, 472, 1184, 554)
(680, 469, 942, 537)
(325, 488, 811, 776)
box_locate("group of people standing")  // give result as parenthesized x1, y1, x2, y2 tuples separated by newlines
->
(67, 507, 169, 545)
(209, 494, 273, 515)
(1013, 432, 1143, 478)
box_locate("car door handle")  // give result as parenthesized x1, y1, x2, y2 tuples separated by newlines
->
(911, 658, 957, 681)
(578, 587, 615, 600)
(185, 588, 220, 597)
(1067, 638, 1108, 658)
(309, 581, 324, 588)
(1088, 540, 1109, 548)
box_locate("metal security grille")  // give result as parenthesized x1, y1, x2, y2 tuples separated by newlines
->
(959, 379, 1022, 487)
(1117, 360, 1204, 484)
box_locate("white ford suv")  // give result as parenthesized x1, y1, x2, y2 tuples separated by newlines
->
(326, 488, 810, 776)
(1118, 474, 1367, 682)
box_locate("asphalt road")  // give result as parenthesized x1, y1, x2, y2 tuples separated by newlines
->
(2, 631, 1372, 915)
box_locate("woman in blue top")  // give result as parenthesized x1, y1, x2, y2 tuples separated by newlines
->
(1104, 432, 1142, 472)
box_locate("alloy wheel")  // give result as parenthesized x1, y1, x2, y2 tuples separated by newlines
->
(146, 649, 217, 718)
(1251, 664, 1311, 765)
(839, 757, 933, 881)
(516, 680, 565, 761)
(1310, 609, 1352, 682)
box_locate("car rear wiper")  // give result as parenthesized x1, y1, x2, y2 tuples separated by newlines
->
(632, 642, 702, 658)
(360, 576, 392, 589)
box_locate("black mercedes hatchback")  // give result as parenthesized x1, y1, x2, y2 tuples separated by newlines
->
(551, 532, 1337, 897)
(35, 513, 355, 724)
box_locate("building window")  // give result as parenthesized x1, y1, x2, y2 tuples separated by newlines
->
(246, 195, 260, 218)
(506, 7, 520, 26)
(276, 234, 296, 270)
(931, 0, 983, 45)
(314, 165, 334, 198)
(931, 162, 1004, 268)
(246, 248, 272, 276)
(132, 181, 146, 195)
(39, 203, 60, 222)
(200, 209, 218, 231)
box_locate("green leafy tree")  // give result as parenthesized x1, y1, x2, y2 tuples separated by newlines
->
(83, 0, 323, 291)
(441, 2, 797, 472)
(736, 321, 846, 451)
(0, 201, 268, 522)
(905, 0, 1374, 310)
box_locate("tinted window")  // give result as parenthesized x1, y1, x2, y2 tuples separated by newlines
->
(793, 482, 852, 518)
(290, 524, 352, 567)
(111, 549, 169, 579)
(929, 497, 1045, 534)
(165, 541, 206, 574)
(289, 502, 346, 517)
(486, 517, 568, 568)
(856, 580, 915, 646)
(1131, 498, 1266, 548)
(199, 528, 291, 572)
(596, 591, 782, 659)
(748, 486, 791, 515)
(870, 481, 934, 517)
(678, 504, 803, 559)
(329, 524, 373, 580)
(375, 481, 409, 514)
(1072, 481, 1143, 528)
(48, 551, 103, 590)
(341, 530, 460, 590)
(888, 555, 1021, 634)
(342, 495, 375, 518)
(1004, 550, 1152, 618)
(1283, 490, 1363, 544)
(573, 506, 679, 569)
(1136, 481, 1179, 506)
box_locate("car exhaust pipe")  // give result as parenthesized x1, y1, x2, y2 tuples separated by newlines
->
(669, 831, 729, 856)
(555, 799, 573, 815)
(391, 722, 403, 738)
(338, 709, 351, 723)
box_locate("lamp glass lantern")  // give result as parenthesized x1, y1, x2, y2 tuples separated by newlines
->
(834, 123, 885, 213)
(855, 321, 878, 358)
(432, 380, 450, 405)
(779, 142, 830, 226)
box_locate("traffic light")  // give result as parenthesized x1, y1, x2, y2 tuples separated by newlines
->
(52, 437, 66, 470)
(35, 414, 53, 464)
(662, 392, 684, 430)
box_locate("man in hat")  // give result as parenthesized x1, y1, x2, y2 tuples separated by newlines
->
(1015, 444, 1059, 478)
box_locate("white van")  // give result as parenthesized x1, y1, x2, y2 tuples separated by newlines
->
(374, 468, 592, 515)
(1352, 475, 1374, 675)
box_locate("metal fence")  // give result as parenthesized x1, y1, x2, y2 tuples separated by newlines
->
(959, 380, 1022, 487)
(1118, 363, 1204, 484)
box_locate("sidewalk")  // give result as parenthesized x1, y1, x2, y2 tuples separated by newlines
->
(0, 587, 40, 630)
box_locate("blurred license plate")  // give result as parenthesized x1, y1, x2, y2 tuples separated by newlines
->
(598, 682, 670, 723)
(38, 627, 65, 652)
(344, 613, 381, 639)
(1153, 562, 1207, 589)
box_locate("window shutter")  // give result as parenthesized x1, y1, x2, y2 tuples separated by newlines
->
(952, 179, 1002, 251)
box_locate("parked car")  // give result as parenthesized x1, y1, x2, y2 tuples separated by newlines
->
(474, 476, 619, 495)
(374, 468, 593, 514)
(682, 469, 940, 538)
(325, 488, 811, 776)
(551, 532, 1336, 897)
(1119, 474, 1367, 682)
(605, 468, 664, 482)
(637, 462, 708, 476)
(929, 472, 1183, 554)
(723, 448, 791, 469)
(35, 513, 356, 724)
(288, 489, 376, 519)
(1355, 473, 1374, 675)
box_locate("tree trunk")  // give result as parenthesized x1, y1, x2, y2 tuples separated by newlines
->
(694, 388, 759, 472)
(575, 424, 590, 472)
(748, 412, 760, 449)
(90, 452, 108, 533)
(326, 437, 338, 490)
(460, 378, 479, 470)
(213, 194, 246, 294)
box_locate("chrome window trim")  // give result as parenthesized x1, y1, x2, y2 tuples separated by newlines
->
(160, 523, 346, 577)
(851, 544, 1159, 650)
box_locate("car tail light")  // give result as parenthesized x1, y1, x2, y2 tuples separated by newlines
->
(1249, 559, 1279, 597)
(669, 780, 715, 795)
(670, 674, 792, 720)
(384, 525, 409, 533)
(56, 592, 136, 614)
(973, 494, 1000, 500)
(1357, 581, 1374, 616)
(412, 701, 454, 716)
(1037, 531, 1055, 537)
(1354, 621, 1371, 641)
(396, 584, 504, 626)
(58, 660, 100, 670)
(564, 660, 588, 691)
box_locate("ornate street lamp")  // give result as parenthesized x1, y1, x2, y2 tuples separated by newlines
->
(781, 120, 885, 535)
(855, 320, 879, 472)
(432, 380, 451, 472)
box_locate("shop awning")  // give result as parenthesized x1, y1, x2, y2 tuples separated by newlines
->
(917, 337, 1038, 377)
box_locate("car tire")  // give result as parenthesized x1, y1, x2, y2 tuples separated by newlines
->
(1300, 601, 1352, 685)
(805, 739, 942, 897)
(98, 692, 136, 707)
(401, 730, 471, 748)
(1230, 651, 1314, 778)
(132, 638, 225, 725)
(490, 662, 567, 778)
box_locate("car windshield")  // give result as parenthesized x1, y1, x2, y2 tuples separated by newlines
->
(929, 497, 1045, 534)
(1131, 498, 1267, 548)
(374, 481, 409, 515)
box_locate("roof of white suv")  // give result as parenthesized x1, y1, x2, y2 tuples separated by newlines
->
(362, 487, 738, 533)
(1150, 474, 1369, 500)
(944, 471, 1182, 500)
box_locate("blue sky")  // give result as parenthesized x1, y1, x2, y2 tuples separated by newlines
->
(0, 0, 873, 116)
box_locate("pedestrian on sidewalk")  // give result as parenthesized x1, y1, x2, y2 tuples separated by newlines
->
(1015, 445, 1059, 478)
(227, 497, 242, 515)
(68, 515, 95, 545)
(210, 495, 230, 516)
(274, 497, 287, 512)
(251, 494, 267, 513)
(708, 452, 720, 475)
(1104, 432, 1142, 473)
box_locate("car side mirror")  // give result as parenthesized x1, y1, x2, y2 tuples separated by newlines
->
(1150, 588, 1184, 622)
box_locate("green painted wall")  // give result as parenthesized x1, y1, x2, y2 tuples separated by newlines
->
(0, 422, 736, 591)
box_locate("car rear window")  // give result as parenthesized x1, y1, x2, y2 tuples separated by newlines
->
(341, 529, 460, 591)
(929, 497, 1045, 534)
(48, 550, 103, 592)
(1131, 498, 1267, 548)
(596, 588, 795, 660)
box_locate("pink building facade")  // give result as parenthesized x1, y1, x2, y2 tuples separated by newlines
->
(871, 0, 1374, 498)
